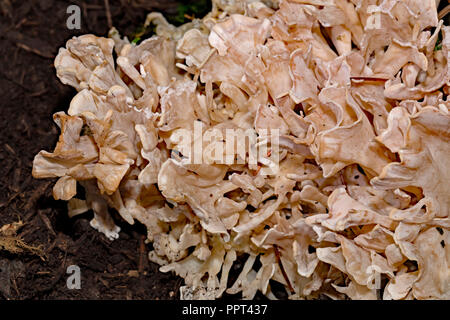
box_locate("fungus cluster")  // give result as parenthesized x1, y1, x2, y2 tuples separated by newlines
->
(33, 0, 449, 300)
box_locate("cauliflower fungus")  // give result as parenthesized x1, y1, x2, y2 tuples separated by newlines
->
(33, 0, 449, 300)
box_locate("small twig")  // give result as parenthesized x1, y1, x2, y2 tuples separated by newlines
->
(104, 0, 113, 30)
(19, 69, 25, 86)
(438, 5, 450, 20)
(11, 278, 20, 296)
(14, 18, 27, 29)
(273, 245, 295, 295)
(38, 209, 56, 238)
(16, 43, 54, 59)
(30, 88, 48, 97)
(138, 235, 146, 274)
(4, 143, 16, 155)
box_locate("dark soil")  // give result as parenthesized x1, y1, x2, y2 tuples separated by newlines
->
(0, 0, 210, 300)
